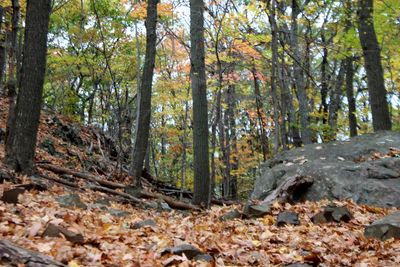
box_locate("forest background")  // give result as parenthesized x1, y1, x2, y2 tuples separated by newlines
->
(0, 0, 399, 200)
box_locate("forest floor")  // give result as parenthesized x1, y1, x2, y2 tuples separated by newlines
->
(0, 97, 399, 267)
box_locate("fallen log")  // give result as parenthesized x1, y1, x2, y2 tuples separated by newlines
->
(139, 190, 201, 211)
(211, 198, 241, 206)
(262, 175, 314, 204)
(39, 173, 80, 189)
(88, 185, 145, 206)
(241, 176, 314, 219)
(38, 164, 124, 189)
(0, 239, 65, 267)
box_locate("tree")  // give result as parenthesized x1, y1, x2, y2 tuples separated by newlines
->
(0, 6, 6, 93)
(4, 0, 20, 157)
(357, 0, 391, 131)
(290, 0, 311, 144)
(5, 0, 52, 173)
(130, 0, 158, 187)
(190, 0, 211, 207)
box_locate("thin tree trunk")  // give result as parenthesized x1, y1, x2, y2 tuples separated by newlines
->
(5, 0, 51, 173)
(190, 0, 211, 207)
(226, 83, 237, 199)
(279, 52, 301, 147)
(357, 0, 391, 131)
(346, 56, 357, 137)
(210, 103, 217, 197)
(0, 6, 6, 94)
(180, 93, 189, 200)
(269, 0, 280, 154)
(130, 0, 158, 187)
(252, 67, 269, 160)
(290, 0, 311, 144)
(320, 32, 329, 125)
(5, 0, 20, 158)
(328, 61, 345, 140)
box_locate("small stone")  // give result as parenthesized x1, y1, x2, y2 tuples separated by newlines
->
(1, 188, 26, 204)
(324, 205, 352, 222)
(131, 219, 156, 229)
(56, 194, 87, 209)
(109, 208, 131, 218)
(157, 200, 172, 212)
(124, 186, 142, 198)
(40, 138, 57, 156)
(277, 211, 300, 226)
(43, 223, 84, 244)
(364, 211, 400, 241)
(194, 254, 213, 262)
(243, 202, 271, 218)
(219, 209, 242, 221)
(285, 264, 313, 267)
(162, 244, 203, 260)
(95, 197, 111, 206)
(311, 205, 352, 224)
(311, 212, 328, 224)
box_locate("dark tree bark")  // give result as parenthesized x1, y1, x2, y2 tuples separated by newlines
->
(357, 0, 391, 131)
(346, 56, 358, 137)
(5, 0, 51, 174)
(190, 0, 211, 207)
(0, 6, 6, 94)
(320, 32, 329, 125)
(227, 84, 238, 199)
(130, 0, 158, 187)
(252, 67, 269, 160)
(5, 0, 20, 157)
(268, 0, 280, 154)
(328, 61, 345, 140)
(290, 0, 311, 144)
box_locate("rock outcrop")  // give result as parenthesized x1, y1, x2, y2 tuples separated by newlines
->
(252, 131, 400, 207)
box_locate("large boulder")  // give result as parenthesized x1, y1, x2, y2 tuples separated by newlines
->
(252, 131, 400, 207)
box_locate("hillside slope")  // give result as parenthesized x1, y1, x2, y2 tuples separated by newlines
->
(0, 97, 399, 266)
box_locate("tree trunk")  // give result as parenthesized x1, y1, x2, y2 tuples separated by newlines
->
(130, 0, 158, 187)
(252, 67, 269, 160)
(346, 56, 358, 137)
(226, 83, 238, 199)
(5, 0, 51, 174)
(320, 32, 329, 125)
(0, 6, 6, 94)
(268, 0, 280, 154)
(5, 0, 20, 157)
(190, 0, 211, 207)
(328, 61, 345, 140)
(357, 0, 391, 131)
(290, 0, 311, 144)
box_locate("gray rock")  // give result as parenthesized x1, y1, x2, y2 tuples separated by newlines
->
(364, 211, 400, 241)
(40, 138, 57, 156)
(43, 223, 84, 244)
(312, 205, 352, 224)
(56, 194, 87, 209)
(157, 199, 172, 212)
(131, 219, 156, 229)
(94, 197, 111, 206)
(277, 211, 300, 226)
(252, 131, 400, 207)
(194, 254, 213, 262)
(108, 208, 131, 218)
(219, 209, 242, 221)
(162, 244, 203, 260)
(285, 264, 313, 267)
(243, 202, 271, 218)
(90, 198, 111, 210)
